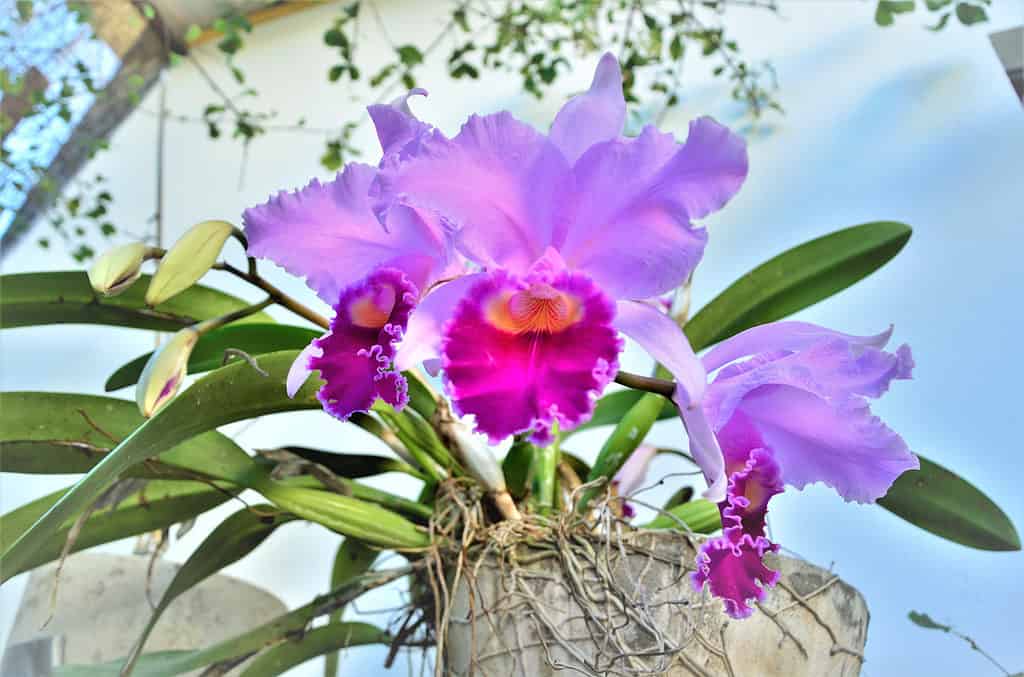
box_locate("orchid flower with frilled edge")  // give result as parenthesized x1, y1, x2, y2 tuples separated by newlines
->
(244, 54, 746, 466)
(684, 321, 919, 618)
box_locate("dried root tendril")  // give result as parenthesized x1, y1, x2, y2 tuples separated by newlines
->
(401, 479, 864, 677)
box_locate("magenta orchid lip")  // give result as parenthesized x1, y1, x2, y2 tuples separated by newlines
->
(242, 53, 917, 620)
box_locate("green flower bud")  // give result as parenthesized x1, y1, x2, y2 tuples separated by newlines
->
(145, 220, 234, 306)
(136, 327, 199, 417)
(88, 242, 148, 296)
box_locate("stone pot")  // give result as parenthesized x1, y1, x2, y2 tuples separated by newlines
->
(1, 552, 286, 676)
(444, 530, 867, 677)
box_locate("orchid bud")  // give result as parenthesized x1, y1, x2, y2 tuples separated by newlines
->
(145, 220, 234, 306)
(136, 326, 199, 417)
(88, 242, 149, 296)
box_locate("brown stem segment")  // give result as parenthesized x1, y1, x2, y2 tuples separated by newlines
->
(216, 262, 330, 329)
(614, 371, 676, 399)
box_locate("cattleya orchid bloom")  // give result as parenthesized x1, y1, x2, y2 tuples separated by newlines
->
(244, 54, 746, 462)
(682, 321, 919, 618)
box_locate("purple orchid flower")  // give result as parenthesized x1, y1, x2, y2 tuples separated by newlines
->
(244, 54, 748, 452)
(245, 89, 460, 417)
(682, 321, 918, 618)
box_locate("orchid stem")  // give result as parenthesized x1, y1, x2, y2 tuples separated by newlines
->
(194, 297, 274, 334)
(216, 262, 330, 329)
(614, 371, 676, 399)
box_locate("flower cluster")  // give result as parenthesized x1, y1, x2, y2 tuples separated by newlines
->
(243, 54, 917, 619)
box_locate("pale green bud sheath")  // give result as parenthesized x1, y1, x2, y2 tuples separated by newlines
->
(88, 242, 160, 296)
(145, 219, 235, 306)
(135, 326, 199, 417)
(134, 297, 272, 418)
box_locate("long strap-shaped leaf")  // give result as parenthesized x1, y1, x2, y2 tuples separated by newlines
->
(569, 223, 913, 439)
(120, 506, 296, 675)
(0, 271, 274, 331)
(325, 539, 379, 677)
(0, 480, 234, 579)
(105, 324, 318, 391)
(242, 622, 390, 677)
(0, 392, 256, 479)
(0, 392, 431, 527)
(55, 568, 407, 677)
(879, 455, 1020, 551)
(0, 351, 425, 582)
(684, 221, 912, 351)
(577, 393, 667, 511)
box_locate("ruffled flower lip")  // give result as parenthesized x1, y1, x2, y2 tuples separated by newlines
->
(309, 267, 419, 420)
(441, 268, 622, 445)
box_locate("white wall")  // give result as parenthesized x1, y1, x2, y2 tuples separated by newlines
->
(3, 0, 1023, 674)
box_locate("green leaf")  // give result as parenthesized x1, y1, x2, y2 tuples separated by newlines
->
(875, 0, 915, 25)
(954, 2, 987, 24)
(578, 393, 666, 510)
(0, 480, 233, 580)
(0, 392, 256, 481)
(396, 44, 423, 67)
(56, 570, 404, 677)
(563, 389, 675, 438)
(502, 439, 535, 499)
(927, 12, 952, 30)
(908, 610, 951, 631)
(325, 539, 378, 677)
(0, 271, 272, 332)
(878, 455, 1020, 551)
(121, 506, 296, 675)
(243, 622, 389, 677)
(255, 482, 429, 548)
(925, 0, 952, 9)
(641, 499, 721, 533)
(324, 28, 347, 47)
(0, 353, 428, 579)
(0, 352, 321, 581)
(273, 446, 424, 480)
(17, 0, 35, 22)
(0, 392, 429, 526)
(685, 222, 912, 351)
(105, 323, 318, 390)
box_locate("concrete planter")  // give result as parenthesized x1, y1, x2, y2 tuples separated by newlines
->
(444, 530, 868, 677)
(1, 552, 286, 676)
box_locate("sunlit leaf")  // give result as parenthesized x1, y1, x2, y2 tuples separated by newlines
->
(242, 622, 389, 677)
(563, 389, 675, 439)
(0, 352, 321, 581)
(641, 498, 721, 533)
(0, 392, 255, 481)
(0, 480, 233, 579)
(684, 222, 912, 351)
(879, 455, 1020, 551)
(121, 507, 296, 675)
(105, 323, 318, 390)
(56, 569, 405, 676)
(578, 393, 666, 510)
(325, 538, 379, 677)
(0, 271, 272, 332)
